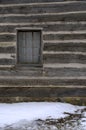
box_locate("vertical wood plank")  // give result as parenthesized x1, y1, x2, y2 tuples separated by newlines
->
(26, 32, 32, 48)
(33, 48, 40, 62)
(26, 48, 32, 63)
(26, 32, 32, 63)
(33, 32, 40, 48)
(33, 32, 40, 63)
(18, 31, 26, 63)
(18, 31, 24, 63)
(22, 32, 26, 63)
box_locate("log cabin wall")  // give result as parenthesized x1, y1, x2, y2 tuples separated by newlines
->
(0, 0, 86, 104)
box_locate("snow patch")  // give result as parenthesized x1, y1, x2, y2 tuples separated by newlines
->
(0, 102, 85, 130)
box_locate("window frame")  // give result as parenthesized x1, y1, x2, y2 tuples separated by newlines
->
(16, 28, 43, 67)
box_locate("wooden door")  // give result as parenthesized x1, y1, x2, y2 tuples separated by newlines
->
(17, 30, 41, 65)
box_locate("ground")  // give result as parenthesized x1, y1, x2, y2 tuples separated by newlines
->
(0, 102, 86, 130)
